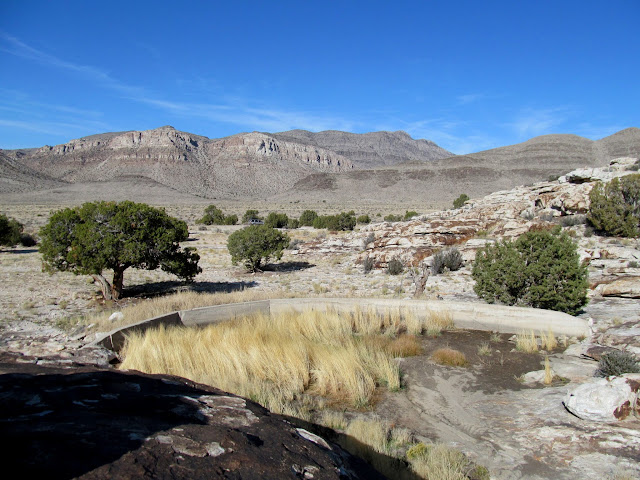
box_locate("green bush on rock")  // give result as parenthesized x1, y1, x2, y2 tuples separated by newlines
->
(472, 227, 588, 315)
(587, 174, 640, 237)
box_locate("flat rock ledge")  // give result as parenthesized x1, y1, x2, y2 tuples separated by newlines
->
(0, 352, 385, 480)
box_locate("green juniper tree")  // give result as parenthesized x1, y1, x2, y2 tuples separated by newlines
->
(472, 227, 588, 314)
(227, 225, 290, 272)
(39, 201, 201, 300)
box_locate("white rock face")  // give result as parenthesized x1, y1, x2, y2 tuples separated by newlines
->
(108, 312, 124, 323)
(564, 374, 640, 422)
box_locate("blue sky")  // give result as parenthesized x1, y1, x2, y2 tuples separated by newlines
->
(0, 1, 638, 154)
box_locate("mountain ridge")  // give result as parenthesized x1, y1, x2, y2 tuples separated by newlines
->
(1, 126, 639, 207)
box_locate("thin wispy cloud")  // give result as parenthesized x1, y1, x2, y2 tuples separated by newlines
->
(456, 93, 485, 105)
(1, 32, 358, 137)
(508, 107, 570, 138)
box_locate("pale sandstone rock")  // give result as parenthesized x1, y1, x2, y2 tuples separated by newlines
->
(564, 374, 640, 422)
(598, 277, 640, 298)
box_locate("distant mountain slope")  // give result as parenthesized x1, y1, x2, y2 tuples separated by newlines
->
(273, 128, 640, 208)
(0, 126, 638, 207)
(272, 129, 453, 168)
(0, 151, 65, 193)
(0, 126, 354, 198)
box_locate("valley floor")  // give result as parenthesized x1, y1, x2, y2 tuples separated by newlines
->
(1, 204, 639, 479)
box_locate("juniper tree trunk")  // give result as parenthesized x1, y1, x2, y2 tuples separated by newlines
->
(91, 274, 113, 301)
(111, 267, 125, 300)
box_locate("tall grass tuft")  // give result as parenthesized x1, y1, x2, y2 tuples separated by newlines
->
(345, 417, 392, 455)
(515, 330, 539, 353)
(540, 328, 558, 350)
(406, 442, 488, 480)
(120, 308, 404, 413)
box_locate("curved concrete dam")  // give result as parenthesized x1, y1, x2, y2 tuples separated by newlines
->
(91, 298, 591, 352)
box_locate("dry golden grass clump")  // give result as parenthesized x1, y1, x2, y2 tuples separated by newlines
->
(515, 330, 539, 353)
(120, 308, 412, 413)
(406, 442, 489, 480)
(540, 328, 558, 350)
(515, 328, 559, 354)
(431, 348, 468, 367)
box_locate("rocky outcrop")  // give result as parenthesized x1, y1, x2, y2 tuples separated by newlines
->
(297, 158, 640, 273)
(564, 373, 640, 422)
(0, 353, 385, 480)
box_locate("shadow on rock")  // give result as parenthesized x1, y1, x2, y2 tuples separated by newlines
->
(0, 356, 387, 480)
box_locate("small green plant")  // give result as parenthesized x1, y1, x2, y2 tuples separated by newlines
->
(587, 174, 640, 237)
(387, 258, 404, 275)
(357, 214, 371, 224)
(595, 350, 640, 377)
(628, 260, 639, 268)
(431, 248, 464, 275)
(477, 342, 492, 356)
(453, 193, 469, 209)
(264, 212, 290, 228)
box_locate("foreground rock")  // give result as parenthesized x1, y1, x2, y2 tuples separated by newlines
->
(564, 373, 640, 422)
(0, 353, 385, 480)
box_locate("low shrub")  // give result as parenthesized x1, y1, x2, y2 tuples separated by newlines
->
(472, 227, 588, 314)
(587, 174, 640, 237)
(453, 193, 469, 209)
(559, 215, 587, 227)
(403, 210, 419, 221)
(299, 210, 318, 226)
(265, 212, 289, 228)
(242, 209, 261, 224)
(19, 232, 37, 247)
(362, 256, 375, 274)
(384, 214, 403, 222)
(431, 348, 468, 367)
(432, 248, 464, 274)
(313, 212, 356, 231)
(595, 350, 640, 377)
(198, 205, 238, 225)
(357, 214, 371, 224)
(0, 213, 23, 246)
(387, 258, 404, 275)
